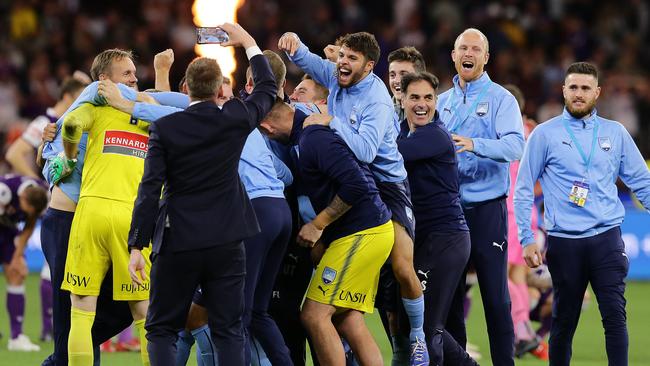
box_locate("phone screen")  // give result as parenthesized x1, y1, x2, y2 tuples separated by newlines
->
(196, 27, 229, 44)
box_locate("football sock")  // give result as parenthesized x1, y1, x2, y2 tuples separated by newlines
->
(134, 318, 150, 366)
(175, 329, 195, 366)
(69, 307, 95, 366)
(192, 324, 216, 366)
(402, 295, 425, 342)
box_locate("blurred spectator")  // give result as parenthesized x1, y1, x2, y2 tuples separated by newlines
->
(0, 0, 648, 160)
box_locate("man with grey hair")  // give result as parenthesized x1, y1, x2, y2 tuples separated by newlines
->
(437, 28, 525, 366)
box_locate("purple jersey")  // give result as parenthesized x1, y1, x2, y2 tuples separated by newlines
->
(0, 174, 47, 224)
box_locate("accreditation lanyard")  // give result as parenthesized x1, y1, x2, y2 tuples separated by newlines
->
(446, 81, 491, 133)
(562, 118, 599, 176)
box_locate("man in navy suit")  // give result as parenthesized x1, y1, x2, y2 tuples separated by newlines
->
(126, 22, 277, 366)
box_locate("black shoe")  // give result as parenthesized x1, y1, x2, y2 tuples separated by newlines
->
(515, 338, 540, 358)
(41, 354, 56, 366)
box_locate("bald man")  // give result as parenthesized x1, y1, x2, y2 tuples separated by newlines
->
(436, 28, 525, 366)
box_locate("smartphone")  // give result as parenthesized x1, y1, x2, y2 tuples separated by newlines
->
(196, 27, 229, 44)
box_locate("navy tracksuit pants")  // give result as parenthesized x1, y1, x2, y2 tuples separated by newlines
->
(243, 197, 293, 366)
(546, 226, 628, 366)
(414, 230, 476, 366)
(446, 197, 514, 366)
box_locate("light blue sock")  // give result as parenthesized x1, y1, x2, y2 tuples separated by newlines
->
(250, 337, 272, 366)
(402, 296, 425, 342)
(192, 324, 217, 366)
(175, 330, 195, 366)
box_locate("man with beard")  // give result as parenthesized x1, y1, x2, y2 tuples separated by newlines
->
(278, 30, 428, 366)
(514, 62, 650, 366)
(436, 28, 524, 366)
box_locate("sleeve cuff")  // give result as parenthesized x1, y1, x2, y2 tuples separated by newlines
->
(520, 235, 535, 247)
(245, 46, 263, 60)
(119, 84, 137, 101)
(471, 138, 483, 156)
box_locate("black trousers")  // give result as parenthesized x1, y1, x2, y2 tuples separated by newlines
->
(146, 241, 246, 366)
(546, 227, 628, 366)
(268, 241, 316, 366)
(446, 197, 514, 366)
(40, 208, 133, 366)
(415, 230, 474, 366)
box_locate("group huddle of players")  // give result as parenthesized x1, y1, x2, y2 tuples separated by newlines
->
(0, 23, 563, 366)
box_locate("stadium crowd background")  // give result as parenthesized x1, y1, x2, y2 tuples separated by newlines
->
(1, 0, 649, 167)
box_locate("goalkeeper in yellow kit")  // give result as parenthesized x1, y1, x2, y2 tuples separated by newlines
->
(58, 102, 152, 366)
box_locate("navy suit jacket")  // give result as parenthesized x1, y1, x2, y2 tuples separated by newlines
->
(128, 54, 277, 253)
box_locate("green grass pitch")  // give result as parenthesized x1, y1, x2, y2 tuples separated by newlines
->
(1, 274, 648, 365)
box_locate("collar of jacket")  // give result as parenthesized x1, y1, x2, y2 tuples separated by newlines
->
(562, 107, 598, 129)
(451, 72, 492, 97)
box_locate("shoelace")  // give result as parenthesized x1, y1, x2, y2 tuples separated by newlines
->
(411, 337, 428, 362)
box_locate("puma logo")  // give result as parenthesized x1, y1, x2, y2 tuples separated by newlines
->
(287, 253, 299, 262)
(562, 141, 572, 148)
(318, 285, 329, 296)
(417, 270, 430, 279)
(492, 241, 505, 251)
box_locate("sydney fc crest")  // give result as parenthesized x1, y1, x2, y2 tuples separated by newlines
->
(598, 137, 612, 152)
(476, 102, 489, 117)
(322, 267, 337, 285)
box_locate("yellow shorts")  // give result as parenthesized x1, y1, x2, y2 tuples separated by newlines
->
(61, 197, 151, 301)
(305, 220, 394, 313)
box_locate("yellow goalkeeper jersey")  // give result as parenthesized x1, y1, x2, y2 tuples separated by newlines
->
(62, 103, 149, 204)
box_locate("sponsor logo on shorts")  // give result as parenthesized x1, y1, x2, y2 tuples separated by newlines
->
(317, 285, 329, 296)
(322, 267, 337, 285)
(121, 283, 150, 293)
(66, 272, 90, 287)
(103, 130, 148, 158)
(337, 290, 367, 304)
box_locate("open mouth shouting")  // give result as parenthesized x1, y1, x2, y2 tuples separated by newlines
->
(338, 67, 352, 83)
(461, 60, 474, 71)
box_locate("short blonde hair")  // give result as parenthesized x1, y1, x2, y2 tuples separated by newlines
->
(90, 49, 134, 81)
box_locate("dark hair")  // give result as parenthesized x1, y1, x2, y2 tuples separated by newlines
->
(185, 57, 223, 100)
(59, 77, 88, 100)
(401, 72, 440, 95)
(302, 74, 329, 101)
(566, 62, 599, 81)
(503, 84, 525, 112)
(90, 49, 134, 81)
(340, 32, 380, 64)
(23, 185, 48, 217)
(388, 47, 426, 73)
